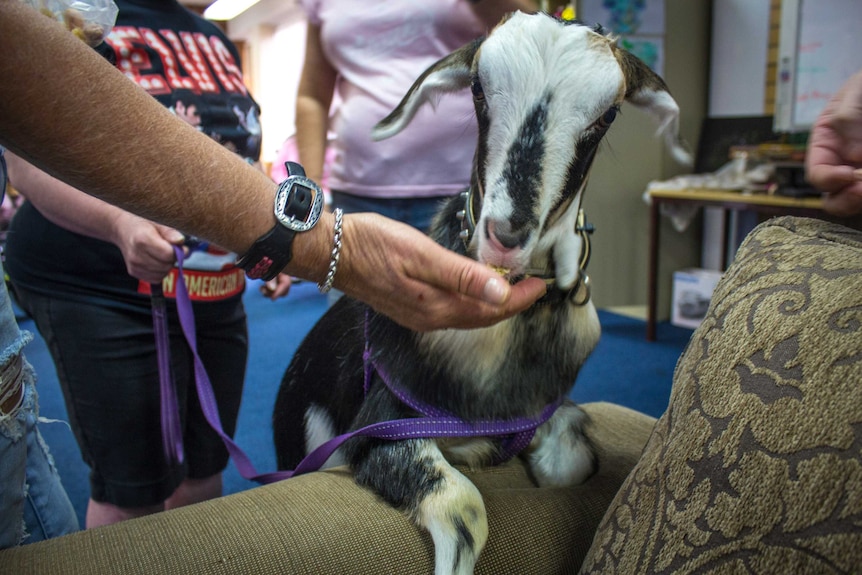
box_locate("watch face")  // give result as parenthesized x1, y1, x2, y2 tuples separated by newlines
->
(274, 175, 324, 232)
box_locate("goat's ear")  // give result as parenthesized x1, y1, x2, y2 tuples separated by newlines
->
(372, 38, 483, 141)
(615, 47, 693, 166)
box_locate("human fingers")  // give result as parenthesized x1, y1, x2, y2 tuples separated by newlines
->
(335, 213, 546, 331)
(831, 71, 862, 134)
(806, 113, 858, 194)
(821, 186, 862, 216)
(154, 223, 186, 245)
(832, 116, 862, 164)
(808, 74, 862, 171)
(121, 222, 179, 282)
(806, 134, 862, 216)
(260, 274, 292, 300)
(806, 160, 857, 195)
(423, 275, 548, 330)
(353, 271, 546, 332)
(818, 169, 862, 216)
(401, 240, 549, 323)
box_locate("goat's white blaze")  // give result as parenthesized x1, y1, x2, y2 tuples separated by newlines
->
(474, 13, 624, 278)
(420, 320, 513, 388)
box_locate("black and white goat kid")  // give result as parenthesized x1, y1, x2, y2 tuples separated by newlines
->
(274, 12, 690, 575)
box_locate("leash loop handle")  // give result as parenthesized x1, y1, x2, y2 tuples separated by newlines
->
(152, 281, 184, 465)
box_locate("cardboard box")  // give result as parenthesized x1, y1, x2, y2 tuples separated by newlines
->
(671, 268, 724, 329)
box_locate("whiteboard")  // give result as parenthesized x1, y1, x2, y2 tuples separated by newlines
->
(774, 0, 862, 132)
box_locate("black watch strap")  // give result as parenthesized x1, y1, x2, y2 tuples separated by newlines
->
(235, 225, 297, 281)
(236, 162, 320, 282)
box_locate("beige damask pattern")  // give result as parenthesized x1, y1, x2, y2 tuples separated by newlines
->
(580, 217, 862, 574)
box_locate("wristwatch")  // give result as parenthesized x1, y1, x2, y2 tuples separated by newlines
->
(236, 161, 324, 281)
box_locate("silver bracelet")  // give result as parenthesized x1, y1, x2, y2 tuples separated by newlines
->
(318, 208, 343, 293)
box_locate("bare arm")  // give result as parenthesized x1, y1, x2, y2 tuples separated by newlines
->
(295, 23, 338, 184)
(0, 0, 545, 330)
(5, 153, 183, 283)
(468, 0, 538, 29)
(0, 1, 272, 254)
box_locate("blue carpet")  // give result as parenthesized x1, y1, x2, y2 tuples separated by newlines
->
(22, 280, 691, 527)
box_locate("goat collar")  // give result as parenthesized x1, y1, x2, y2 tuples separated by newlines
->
(456, 187, 481, 247)
(456, 180, 594, 307)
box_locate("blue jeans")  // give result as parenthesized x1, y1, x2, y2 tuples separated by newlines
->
(0, 270, 79, 548)
(330, 191, 447, 234)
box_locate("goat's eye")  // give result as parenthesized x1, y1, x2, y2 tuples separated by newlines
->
(597, 106, 618, 128)
(471, 78, 485, 101)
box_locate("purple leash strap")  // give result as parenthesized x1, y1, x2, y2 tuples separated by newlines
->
(158, 247, 562, 483)
(369, 356, 561, 463)
(289, 399, 562, 476)
(152, 282, 183, 465)
(160, 245, 294, 484)
(362, 309, 559, 462)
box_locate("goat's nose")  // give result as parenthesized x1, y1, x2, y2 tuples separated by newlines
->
(486, 219, 527, 250)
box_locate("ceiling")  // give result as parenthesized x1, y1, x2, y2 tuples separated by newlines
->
(180, 0, 301, 26)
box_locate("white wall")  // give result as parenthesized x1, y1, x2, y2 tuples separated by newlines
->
(709, 0, 770, 116)
(701, 0, 771, 270)
(256, 20, 307, 164)
(227, 0, 306, 166)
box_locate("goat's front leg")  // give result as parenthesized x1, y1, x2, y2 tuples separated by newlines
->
(353, 438, 489, 575)
(526, 400, 597, 487)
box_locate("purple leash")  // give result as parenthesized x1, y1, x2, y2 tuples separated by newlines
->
(152, 282, 183, 465)
(154, 246, 294, 483)
(156, 246, 562, 484)
(366, 347, 561, 463)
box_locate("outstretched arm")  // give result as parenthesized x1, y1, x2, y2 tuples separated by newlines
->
(0, 0, 545, 330)
(5, 153, 182, 284)
(468, 0, 538, 30)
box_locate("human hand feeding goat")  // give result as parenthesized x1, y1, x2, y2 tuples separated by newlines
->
(274, 11, 691, 575)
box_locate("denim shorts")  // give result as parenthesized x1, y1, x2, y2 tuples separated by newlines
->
(0, 270, 78, 548)
(12, 287, 248, 508)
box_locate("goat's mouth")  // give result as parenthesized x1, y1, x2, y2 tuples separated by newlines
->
(478, 226, 556, 284)
(486, 261, 590, 307)
(487, 264, 513, 278)
(486, 263, 555, 286)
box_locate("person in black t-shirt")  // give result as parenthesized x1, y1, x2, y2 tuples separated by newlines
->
(4, 0, 287, 529)
(0, 11, 546, 539)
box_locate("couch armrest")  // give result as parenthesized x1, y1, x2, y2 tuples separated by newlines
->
(581, 217, 862, 574)
(0, 402, 654, 574)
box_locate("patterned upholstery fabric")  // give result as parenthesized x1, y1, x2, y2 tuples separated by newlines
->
(580, 217, 862, 574)
(0, 402, 656, 574)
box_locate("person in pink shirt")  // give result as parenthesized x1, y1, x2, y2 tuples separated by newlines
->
(295, 0, 537, 233)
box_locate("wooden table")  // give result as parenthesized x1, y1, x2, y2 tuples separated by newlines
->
(646, 188, 827, 341)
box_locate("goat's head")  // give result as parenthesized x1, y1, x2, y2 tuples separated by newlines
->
(372, 11, 691, 290)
